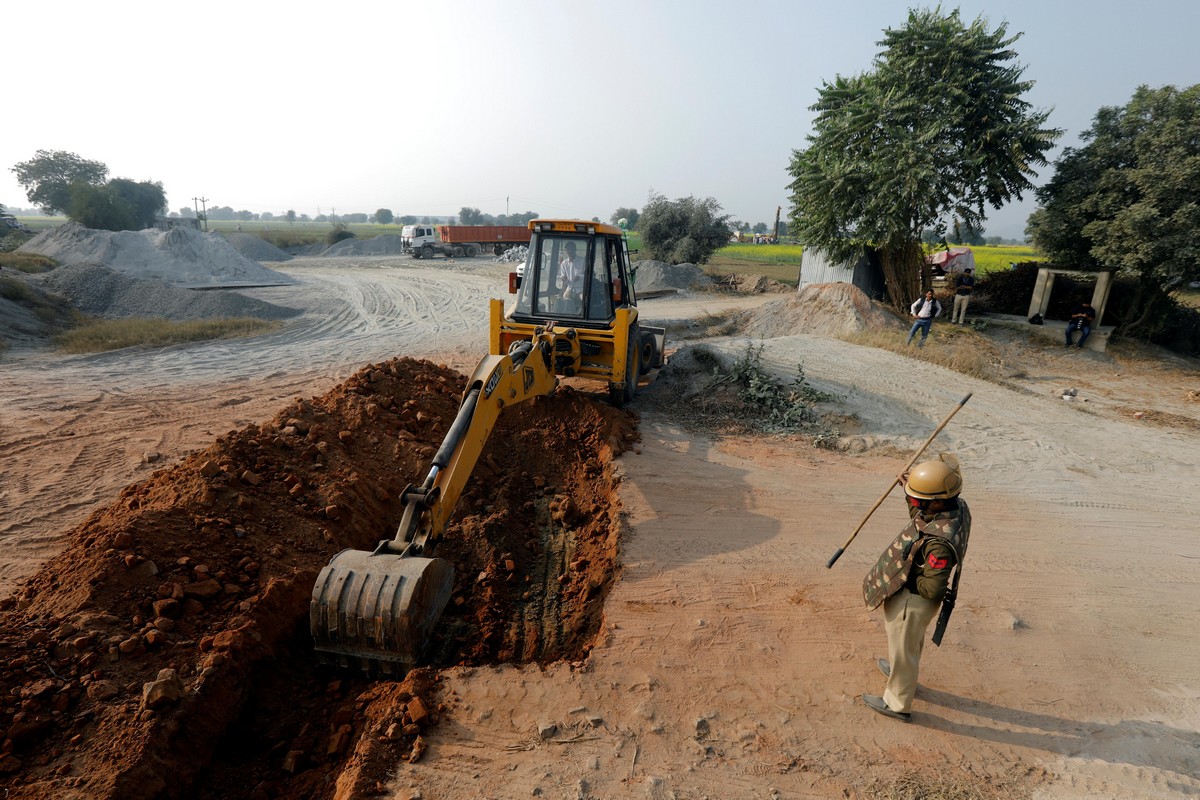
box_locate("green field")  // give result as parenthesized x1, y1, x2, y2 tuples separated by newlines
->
(966, 244, 1045, 274)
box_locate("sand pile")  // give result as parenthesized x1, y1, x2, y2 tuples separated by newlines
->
(220, 232, 292, 263)
(0, 358, 634, 798)
(733, 282, 900, 338)
(322, 235, 407, 257)
(633, 260, 713, 293)
(18, 224, 296, 288)
(35, 264, 301, 322)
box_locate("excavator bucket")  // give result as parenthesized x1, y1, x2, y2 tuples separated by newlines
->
(309, 548, 455, 674)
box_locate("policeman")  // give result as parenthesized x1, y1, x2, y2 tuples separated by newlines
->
(861, 456, 971, 721)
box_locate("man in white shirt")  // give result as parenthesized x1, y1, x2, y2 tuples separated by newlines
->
(556, 241, 584, 312)
(906, 290, 942, 347)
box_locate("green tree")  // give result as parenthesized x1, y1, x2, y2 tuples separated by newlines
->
(107, 178, 167, 229)
(458, 207, 484, 225)
(1028, 84, 1200, 337)
(67, 184, 137, 231)
(11, 150, 109, 214)
(952, 217, 986, 246)
(285, 209, 297, 225)
(374, 208, 394, 225)
(610, 207, 639, 228)
(638, 192, 731, 264)
(786, 8, 1059, 310)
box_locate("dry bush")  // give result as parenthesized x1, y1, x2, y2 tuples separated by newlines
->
(865, 767, 1032, 800)
(54, 317, 277, 353)
(0, 252, 57, 273)
(842, 325, 1001, 382)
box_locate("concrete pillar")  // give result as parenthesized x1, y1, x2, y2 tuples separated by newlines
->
(1028, 267, 1052, 319)
(1093, 270, 1114, 327)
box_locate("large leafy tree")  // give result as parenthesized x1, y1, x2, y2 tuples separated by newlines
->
(458, 207, 484, 225)
(66, 179, 165, 231)
(107, 178, 167, 229)
(787, 8, 1060, 309)
(1028, 84, 1200, 336)
(638, 192, 731, 264)
(66, 184, 138, 231)
(609, 207, 640, 228)
(11, 150, 109, 214)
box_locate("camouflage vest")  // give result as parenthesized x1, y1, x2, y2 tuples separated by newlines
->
(862, 499, 971, 610)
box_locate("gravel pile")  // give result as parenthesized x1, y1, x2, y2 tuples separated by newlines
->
(220, 232, 292, 262)
(494, 245, 528, 263)
(322, 234, 407, 257)
(35, 263, 301, 321)
(18, 223, 296, 288)
(632, 260, 713, 292)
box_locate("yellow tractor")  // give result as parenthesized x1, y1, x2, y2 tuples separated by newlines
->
(310, 219, 665, 672)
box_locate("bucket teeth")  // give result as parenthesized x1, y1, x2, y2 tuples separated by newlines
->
(310, 549, 454, 673)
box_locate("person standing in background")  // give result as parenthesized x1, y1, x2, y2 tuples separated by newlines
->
(952, 268, 975, 324)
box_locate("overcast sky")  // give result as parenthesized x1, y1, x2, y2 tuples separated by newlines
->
(5, 0, 1197, 239)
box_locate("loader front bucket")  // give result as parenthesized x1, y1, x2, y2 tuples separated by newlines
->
(310, 548, 455, 674)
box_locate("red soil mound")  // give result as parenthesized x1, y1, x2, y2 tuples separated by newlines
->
(0, 357, 635, 799)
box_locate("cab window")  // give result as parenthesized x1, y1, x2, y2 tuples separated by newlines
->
(587, 238, 615, 319)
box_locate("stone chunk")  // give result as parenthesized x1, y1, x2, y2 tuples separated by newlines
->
(142, 668, 185, 710)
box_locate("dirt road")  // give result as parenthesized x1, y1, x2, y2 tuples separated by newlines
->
(1, 255, 1197, 798)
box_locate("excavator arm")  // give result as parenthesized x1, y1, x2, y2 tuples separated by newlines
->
(310, 327, 573, 673)
(390, 334, 563, 557)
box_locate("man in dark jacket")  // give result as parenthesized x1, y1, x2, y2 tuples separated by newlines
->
(862, 456, 971, 721)
(952, 268, 975, 324)
(1065, 300, 1096, 349)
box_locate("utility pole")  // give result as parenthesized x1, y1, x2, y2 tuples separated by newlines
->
(192, 197, 209, 232)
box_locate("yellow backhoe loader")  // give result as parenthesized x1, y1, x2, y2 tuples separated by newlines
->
(310, 220, 665, 673)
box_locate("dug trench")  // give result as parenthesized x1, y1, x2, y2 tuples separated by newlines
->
(0, 357, 637, 799)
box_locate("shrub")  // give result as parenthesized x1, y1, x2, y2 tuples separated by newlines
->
(0, 252, 57, 273)
(325, 224, 356, 246)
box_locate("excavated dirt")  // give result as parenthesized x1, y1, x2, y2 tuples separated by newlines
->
(0, 357, 636, 799)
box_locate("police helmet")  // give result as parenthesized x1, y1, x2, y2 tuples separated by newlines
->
(905, 459, 962, 500)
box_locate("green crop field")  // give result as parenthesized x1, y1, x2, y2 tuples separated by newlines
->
(965, 244, 1045, 274)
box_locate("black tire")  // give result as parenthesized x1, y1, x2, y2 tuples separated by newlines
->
(638, 332, 657, 376)
(422, 245, 434, 260)
(609, 328, 640, 407)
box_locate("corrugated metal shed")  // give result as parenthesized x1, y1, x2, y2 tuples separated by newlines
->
(797, 247, 887, 302)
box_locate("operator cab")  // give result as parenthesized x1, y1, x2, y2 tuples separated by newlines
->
(509, 220, 636, 327)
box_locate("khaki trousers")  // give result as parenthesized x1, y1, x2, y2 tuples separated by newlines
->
(953, 293, 971, 323)
(882, 588, 940, 713)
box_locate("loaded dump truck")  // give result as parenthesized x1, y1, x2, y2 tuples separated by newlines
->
(401, 224, 532, 258)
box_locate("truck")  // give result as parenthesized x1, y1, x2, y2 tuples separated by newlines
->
(401, 224, 532, 259)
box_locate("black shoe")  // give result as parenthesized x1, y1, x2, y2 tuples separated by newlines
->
(863, 694, 910, 722)
(877, 658, 891, 678)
